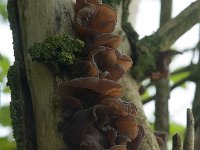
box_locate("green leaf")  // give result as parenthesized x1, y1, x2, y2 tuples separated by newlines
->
(0, 137, 16, 150)
(0, 106, 12, 126)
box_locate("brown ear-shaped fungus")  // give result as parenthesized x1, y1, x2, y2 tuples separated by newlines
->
(58, 0, 144, 149)
(59, 77, 122, 98)
(70, 59, 99, 78)
(59, 96, 83, 111)
(88, 33, 122, 50)
(75, 3, 116, 40)
(62, 106, 110, 150)
(150, 50, 181, 81)
(75, 0, 101, 13)
(111, 117, 139, 141)
(101, 64, 125, 81)
(58, 77, 122, 108)
(103, 126, 117, 146)
(100, 98, 132, 117)
(94, 47, 117, 68)
(115, 50, 133, 71)
(127, 125, 145, 150)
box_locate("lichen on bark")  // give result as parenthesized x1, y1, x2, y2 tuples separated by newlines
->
(7, 63, 24, 150)
(131, 34, 162, 81)
(29, 34, 85, 73)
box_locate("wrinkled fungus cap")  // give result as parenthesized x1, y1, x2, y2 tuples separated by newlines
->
(115, 50, 133, 71)
(75, 3, 116, 40)
(59, 77, 122, 98)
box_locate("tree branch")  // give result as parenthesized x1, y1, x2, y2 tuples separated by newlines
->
(172, 133, 183, 150)
(154, 0, 172, 142)
(171, 64, 196, 76)
(143, 75, 193, 104)
(160, 0, 172, 26)
(157, 1, 200, 48)
(122, 0, 139, 59)
(183, 108, 195, 150)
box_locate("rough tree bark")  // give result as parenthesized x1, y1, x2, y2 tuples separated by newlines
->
(7, 0, 200, 150)
(7, 0, 159, 149)
(8, 0, 74, 149)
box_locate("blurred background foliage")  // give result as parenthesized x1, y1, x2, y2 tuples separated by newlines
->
(0, 0, 16, 149)
(0, 0, 7, 20)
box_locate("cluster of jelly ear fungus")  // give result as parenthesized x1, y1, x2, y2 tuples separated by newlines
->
(58, 0, 145, 149)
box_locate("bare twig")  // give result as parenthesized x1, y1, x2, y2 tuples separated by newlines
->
(171, 65, 196, 76)
(172, 133, 183, 150)
(143, 75, 193, 104)
(157, 1, 200, 48)
(121, 0, 139, 59)
(160, 0, 172, 26)
(171, 75, 192, 91)
(183, 108, 195, 150)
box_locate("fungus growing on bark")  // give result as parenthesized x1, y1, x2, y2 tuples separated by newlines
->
(58, 0, 144, 149)
(150, 49, 181, 81)
(75, 2, 116, 41)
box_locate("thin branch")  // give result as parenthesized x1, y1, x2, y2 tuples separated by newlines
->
(160, 0, 172, 26)
(122, 0, 139, 58)
(172, 133, 183, 150)
(154, 0, 172, 139)
(143, 75, 193, 104)
(171, 64, 196, 76)
(183, 108, 195, 150)
(171, 75, 192, 90)
(157, 1, 200, 48)
(143, 95, 156, 104)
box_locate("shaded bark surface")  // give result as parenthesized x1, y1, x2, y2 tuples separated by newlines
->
(155, 79, 170, 134)
(9, 0, 75, 149)
(120, 74, 160, 150)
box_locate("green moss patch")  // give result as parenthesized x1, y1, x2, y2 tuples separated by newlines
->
(29, 34, 84, 73)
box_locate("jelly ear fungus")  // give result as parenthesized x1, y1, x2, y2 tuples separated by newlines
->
(58, 0, 145, 149)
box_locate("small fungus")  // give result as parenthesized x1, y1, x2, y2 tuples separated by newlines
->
(150, 49, 181, 81)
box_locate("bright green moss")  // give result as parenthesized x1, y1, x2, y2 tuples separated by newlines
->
(29, 34, 85, 73)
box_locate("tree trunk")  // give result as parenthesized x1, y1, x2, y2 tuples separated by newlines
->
(8, 0, 159, 149)
(8, 0, 74, 149)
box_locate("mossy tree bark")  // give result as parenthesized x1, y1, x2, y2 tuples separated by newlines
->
(8, 0, 74, 149)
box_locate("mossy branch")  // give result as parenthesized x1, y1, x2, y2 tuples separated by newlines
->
(183, 108, 195, 150)
(157, 1, 200, 47)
